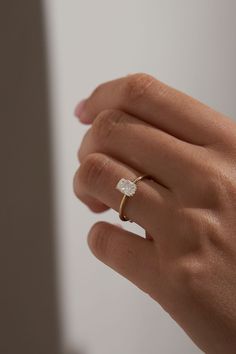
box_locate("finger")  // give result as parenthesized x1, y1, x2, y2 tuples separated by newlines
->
(87, 221, 158, 295)
(79, 194, 109, 213)
(78, 109, 203, 190)
(74, 152, 172, 235)
(73, 172, 109, 213)
(76, 73, 231, 146)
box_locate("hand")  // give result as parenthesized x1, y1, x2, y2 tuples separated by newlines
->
(73, 73, 236, 353)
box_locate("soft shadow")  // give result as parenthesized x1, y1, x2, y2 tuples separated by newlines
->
(0, 1, 61, 353)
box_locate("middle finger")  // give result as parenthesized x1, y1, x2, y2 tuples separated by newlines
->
(79, 109, 204, 191)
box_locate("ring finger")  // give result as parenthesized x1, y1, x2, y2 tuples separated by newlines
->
(74, 152, 173, 235)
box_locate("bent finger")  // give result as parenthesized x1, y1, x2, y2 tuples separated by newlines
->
(87, 222, 158, 295)
(74, 152, 172, 235)
(75, 73, 231, 146)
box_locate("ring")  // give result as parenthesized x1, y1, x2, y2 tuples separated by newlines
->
(116, 175, 154, 222)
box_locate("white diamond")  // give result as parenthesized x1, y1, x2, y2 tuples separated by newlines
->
(116, 178, 137, 197)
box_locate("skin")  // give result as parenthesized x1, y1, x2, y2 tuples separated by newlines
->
(73, 73, 236, 353)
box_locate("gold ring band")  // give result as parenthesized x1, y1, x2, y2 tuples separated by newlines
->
(117, 175, 154, 222)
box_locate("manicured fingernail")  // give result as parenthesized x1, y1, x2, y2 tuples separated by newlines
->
(74, 99, 87, 119)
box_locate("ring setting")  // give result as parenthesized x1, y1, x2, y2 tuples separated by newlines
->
(116, 175, 154, 222)
(116, 178, 137, 197)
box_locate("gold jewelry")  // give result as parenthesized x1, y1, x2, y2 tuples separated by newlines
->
(116, 175, 153, 222)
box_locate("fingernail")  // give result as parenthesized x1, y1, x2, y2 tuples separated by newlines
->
(74, 99, 87, 119)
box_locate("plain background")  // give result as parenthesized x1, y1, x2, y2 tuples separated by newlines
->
(0, 1, 61, 354)
(43, 1, 236, 353)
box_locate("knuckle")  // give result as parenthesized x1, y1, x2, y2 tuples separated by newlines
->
(92, 109, 125, 141)
(175, 207, 219, 251)
(201, 213, 224, 251)
(123, 73, 155, 101)
(78, 153, 110, 190)
(163, 253, 206, 314)
(88, 222, 111, 258)
(176, 257, 206, 294)
(170, 209, 220, 293)
(201, 165, 227, 209)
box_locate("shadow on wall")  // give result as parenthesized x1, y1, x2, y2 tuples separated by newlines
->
(0, 1, 62, 353)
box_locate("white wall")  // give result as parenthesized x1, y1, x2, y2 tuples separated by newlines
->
(43, 1, 236, 353)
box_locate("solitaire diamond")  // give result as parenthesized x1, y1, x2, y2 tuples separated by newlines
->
(116, 178, 137, 197)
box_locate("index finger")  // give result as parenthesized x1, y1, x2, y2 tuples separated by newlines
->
(75, 73, 231, 146)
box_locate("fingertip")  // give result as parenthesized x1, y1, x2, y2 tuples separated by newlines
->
(74, 98, 86, 117)
(87, 221, 108, 254)
(74, 98, 92, 124)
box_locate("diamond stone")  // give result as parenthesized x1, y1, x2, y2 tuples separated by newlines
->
(116, 178, 137, 197)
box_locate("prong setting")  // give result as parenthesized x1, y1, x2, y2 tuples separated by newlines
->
(116, 178, 137, 197)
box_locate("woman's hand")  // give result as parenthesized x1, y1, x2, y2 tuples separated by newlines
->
(73, 73, 236, 353)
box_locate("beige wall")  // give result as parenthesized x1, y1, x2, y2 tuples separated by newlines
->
(1, 1, 235, 353)
(0, 1, 61, 353)
(44, 1, 236, 354)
